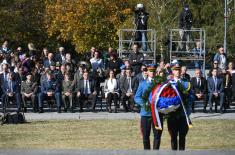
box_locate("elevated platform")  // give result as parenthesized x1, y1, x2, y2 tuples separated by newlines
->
(118, 29, 157, 64)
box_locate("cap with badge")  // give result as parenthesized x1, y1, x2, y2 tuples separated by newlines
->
(147, 64, 157, 72)
(170, 59, 181, 70)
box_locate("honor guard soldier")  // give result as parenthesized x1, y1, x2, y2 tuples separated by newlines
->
(134, 64, 163, 150)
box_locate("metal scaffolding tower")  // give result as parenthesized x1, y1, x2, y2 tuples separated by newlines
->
(224, 0, 235, 55)
(118, 29, 157, 64)
(169, 28, 206, 75)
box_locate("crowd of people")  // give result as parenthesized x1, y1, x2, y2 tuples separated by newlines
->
(0, 40, 234, 114)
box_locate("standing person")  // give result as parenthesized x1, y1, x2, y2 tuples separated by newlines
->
(134, 3, 149, 51)
(90, 51, 104, 72)
(55, 46, 66, 64)
(134, 64, 163, 150)
(128, 44, 144, 75)
(135, 64, 148, 83)
(107, 53, 122, 75)
(27, 43, 38, 61)
(214, 44, 227, 73)
(178, 4, 193, 51)
(167, 62, 193, 150)
(191, 41, 204, 70)
(181, 66, 190, 82)
(225, 62, 234, 109)
(207, 68, 225, 113)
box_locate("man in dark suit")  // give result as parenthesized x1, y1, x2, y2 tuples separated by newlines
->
(0, 60, 9, 83)
(38, 70, 62, 113)
(190, 69, 207, 113)
(1, 72, 21, 112)
(120, 67, 138, 112)
(181, 66, 190, 82)
(232, 73, 235, 100)
(128, 44, 144, 74)
(21, 72, 38, 112)
(75, 71, 98, 112)
(207, 68, 224, 113)
(135, 64, 148, 84)
(43, 52, 54, 68)
(55, 46, 66, 64)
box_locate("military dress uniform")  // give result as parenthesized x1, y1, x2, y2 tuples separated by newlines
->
(166, 64, 193, 150)
(62, 79, 74, 112)
(21, 79, 38, 112)
(134, 65, 163, 150)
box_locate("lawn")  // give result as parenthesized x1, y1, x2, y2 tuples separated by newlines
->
(0, 119, 234, 150)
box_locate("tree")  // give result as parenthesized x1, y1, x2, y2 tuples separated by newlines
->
(45, 0, 132, 53)
(0, 0, 54, 50)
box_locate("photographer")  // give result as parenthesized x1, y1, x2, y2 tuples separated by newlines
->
(178, 4, 193, 51)
(134, 3, 149, 51)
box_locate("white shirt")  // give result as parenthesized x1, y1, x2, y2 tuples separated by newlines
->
(90, 58, 103, 71)
(219, 54, 226, 70)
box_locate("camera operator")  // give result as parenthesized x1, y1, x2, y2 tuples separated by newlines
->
(178, 4, 193, 51)
(134, 3, 149, 51)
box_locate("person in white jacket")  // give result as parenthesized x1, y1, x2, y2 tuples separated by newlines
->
(104, 69, 119, 113)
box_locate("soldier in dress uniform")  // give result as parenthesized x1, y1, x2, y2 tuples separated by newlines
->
(134, 64, 163, 150)
(62, 72, 75, 113)
(167, 61, 193, 150)
(21, 72, 38, 112)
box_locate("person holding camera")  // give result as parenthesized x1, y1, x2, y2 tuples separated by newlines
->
(134, 3, 149, 51)
(178, 4, 193, 51)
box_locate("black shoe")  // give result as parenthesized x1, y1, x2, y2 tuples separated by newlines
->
(203, 108, 207, 113)
(23, 107, 27, 113)
(64, 108, 67, 113)
(57, 108, 61, 113)
(215, 109, 218, 113)
(39, 107, 44, 113)
(33, 107, 38, 113)
(220, 110, 224, 114)
(108, 108, 112, 113)
(209, 109, 213, 113)
(79, 109, 83, 113)
(70, 108, 75, 113)
(92, 109, 97, 113)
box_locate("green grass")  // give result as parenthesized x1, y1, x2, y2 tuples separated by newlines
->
(0, 119, 234, 150)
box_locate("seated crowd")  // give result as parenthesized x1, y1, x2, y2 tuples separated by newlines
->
(0, 40, 234, 114)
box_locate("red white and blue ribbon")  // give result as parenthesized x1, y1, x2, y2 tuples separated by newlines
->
(151, 81, 192, 130)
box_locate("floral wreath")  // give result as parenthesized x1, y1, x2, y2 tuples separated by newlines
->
(142, 75, 191, 112)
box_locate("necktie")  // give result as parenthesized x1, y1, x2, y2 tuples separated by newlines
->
(214, 77, 217, 92)
(4, 73, 7, 81)
(9, 81, 13, 92)
(197, 78, 201, 87)
(85, 80, 88, 96)
(128, 78, 132, 92)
